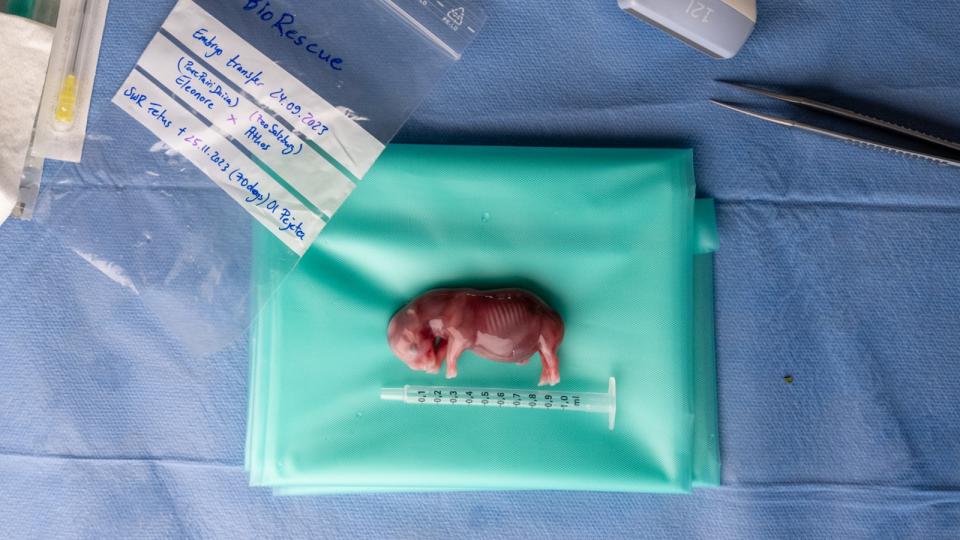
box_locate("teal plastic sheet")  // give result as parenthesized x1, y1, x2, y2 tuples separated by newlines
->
(246, 145, 719, 492)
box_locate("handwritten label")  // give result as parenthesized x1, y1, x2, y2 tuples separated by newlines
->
(113, 70, 323, 255)
(175, 56, 239, 109)
(135, 33, 355, 216)
(241, 0, 345, 71)
(164, 0, 384, 177)
(111, 0, 389, 253)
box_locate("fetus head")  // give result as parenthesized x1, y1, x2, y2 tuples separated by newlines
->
(387, 307, 439, 373)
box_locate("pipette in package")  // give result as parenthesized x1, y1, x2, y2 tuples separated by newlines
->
(381, 377, 617, 430)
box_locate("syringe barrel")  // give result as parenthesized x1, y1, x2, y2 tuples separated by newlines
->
(381, 378, 617, 430)
(386, 385, 611, 413)
(380, 388, 405, 401)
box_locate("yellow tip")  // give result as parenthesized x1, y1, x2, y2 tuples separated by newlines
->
(55, 74, 79, 125)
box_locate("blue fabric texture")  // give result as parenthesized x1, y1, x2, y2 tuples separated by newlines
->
(2, 0, 960, 538)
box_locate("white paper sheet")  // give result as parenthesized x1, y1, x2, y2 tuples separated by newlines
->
(0, 14, 54, 226)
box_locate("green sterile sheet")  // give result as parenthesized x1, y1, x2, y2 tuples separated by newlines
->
(246, 145, 719, 493)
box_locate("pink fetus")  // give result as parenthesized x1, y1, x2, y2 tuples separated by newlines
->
(387, 289, 564, 386)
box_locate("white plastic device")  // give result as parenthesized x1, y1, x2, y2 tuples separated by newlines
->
(619, 0, 756, 59)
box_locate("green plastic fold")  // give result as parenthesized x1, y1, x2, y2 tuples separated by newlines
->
(246, 145, 720, 493)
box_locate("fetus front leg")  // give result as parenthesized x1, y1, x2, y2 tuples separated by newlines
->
(445, 338, 468, 379)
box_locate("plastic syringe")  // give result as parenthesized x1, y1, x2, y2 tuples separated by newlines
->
(381, 377, 617, 430)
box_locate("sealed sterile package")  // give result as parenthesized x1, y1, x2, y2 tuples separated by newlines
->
(32, 0, 486, 355)
(16, 0, 111, 219)
(246, 145, 721, 493)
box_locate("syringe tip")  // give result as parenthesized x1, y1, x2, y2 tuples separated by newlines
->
(380, 388, 404, 401)
(608, 377, 617, 431)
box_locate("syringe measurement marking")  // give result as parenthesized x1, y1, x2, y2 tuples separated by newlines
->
(385, 378, 615, 430)
(416, 390, 582, 409)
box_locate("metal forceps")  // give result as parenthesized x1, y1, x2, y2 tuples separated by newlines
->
(711, 82, 960, 168)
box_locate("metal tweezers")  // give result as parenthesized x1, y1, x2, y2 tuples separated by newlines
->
(711, 82, 960, 168)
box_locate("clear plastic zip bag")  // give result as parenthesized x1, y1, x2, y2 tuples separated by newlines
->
(33, 0, 485, 356)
